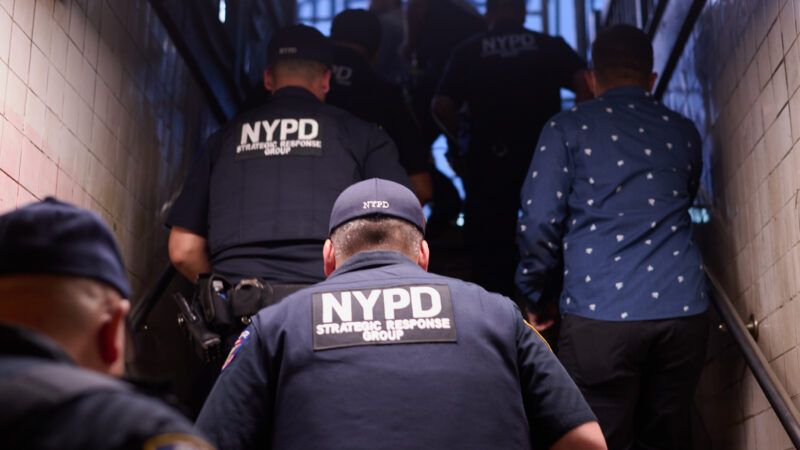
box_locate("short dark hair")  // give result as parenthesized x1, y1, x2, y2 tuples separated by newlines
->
(270, 59, 329, 83)
(331, 9, 382, 58)
(331, 216, 423, 261)
(591, 25, 653, 85)
(486, 0, 526, 14)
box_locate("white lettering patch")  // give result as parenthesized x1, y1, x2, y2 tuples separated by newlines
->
(481, 33, 538, 58)
(332, 64, 354, 87)
(362, 200, 390, 209)
(235, 118, 323, 159)
(312, 284, 457, 350)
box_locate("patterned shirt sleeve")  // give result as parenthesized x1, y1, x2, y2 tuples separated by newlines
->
(516, 119, 572, 309)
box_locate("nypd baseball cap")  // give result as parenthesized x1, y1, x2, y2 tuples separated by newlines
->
(329, 179, 425, 234)
(267, 24, 333, 66)
(0, 198, 131, 298)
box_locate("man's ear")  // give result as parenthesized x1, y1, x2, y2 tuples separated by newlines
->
(97, 300, 130, 376)
(647, 72, 658, 93)
(319, 69, 332, 98)
(585, 70, 597, 97)
(323, 239, 337, 277)
(417, 240, 430, 272)
(264, 68, 275, 92)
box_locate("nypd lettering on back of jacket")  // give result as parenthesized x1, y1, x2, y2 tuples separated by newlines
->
(480, 33, 538, 58)
(236, 118, 322, 157)
(204, 87, 409, 256)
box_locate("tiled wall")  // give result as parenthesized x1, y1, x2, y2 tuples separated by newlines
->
(0, 0, 218, 295)
(663, 0, 800, 448)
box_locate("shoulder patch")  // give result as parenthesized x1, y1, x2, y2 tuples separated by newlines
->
(142, 432, 214, 450)
(312, 284, 457, 351)
(221, 330, 250, 370)
(524, 320, 552, 351)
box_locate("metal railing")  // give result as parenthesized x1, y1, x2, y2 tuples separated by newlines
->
(706, 270, 800, 448)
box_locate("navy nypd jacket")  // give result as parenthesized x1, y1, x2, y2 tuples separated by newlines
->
(167, 87, 410, 284)
(196, 251, 595, 449)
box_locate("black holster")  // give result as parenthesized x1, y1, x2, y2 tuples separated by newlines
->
(175, 274, 273, 363)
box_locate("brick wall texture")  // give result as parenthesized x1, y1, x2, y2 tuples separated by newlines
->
(671, 0, 800, 448)
(0, 0, 217, 296)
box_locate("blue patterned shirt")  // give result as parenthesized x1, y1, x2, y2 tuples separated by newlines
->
(516, 85, 709, 321)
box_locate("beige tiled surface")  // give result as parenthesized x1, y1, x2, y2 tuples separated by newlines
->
(684, 0, 800, 448)
(0, 0, 216, 295)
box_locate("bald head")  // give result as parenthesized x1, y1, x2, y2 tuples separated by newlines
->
(0, 275, 130, 375)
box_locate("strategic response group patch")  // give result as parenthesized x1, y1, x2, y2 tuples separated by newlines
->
(312, 284, 457, 351)
(235, 118, 323, 159)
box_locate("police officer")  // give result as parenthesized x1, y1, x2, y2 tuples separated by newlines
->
(0, 198, 214, 450)
(195, 178, 607, 450)
(432, 0, 591, 297)
(327, 9, 433, 205)
(167, 25, 409, 297)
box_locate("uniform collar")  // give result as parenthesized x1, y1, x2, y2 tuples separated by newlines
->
(330, 251, 421, 278)
(0, 321, 75, 364)
(270, 86, 321, 103)
(598, 85, 651, 100)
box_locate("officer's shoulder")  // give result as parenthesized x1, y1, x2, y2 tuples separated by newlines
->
(321, 102, 386, 135)
(451, 31, 488, 56)
(45, 380, 210, 449)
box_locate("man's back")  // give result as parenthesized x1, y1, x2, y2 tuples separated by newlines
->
(517, 85, 709, 320)
(437, 24, 585, 147)
(327, 45, 430, 177)
(167, 87, 409, 283)
(196, 251, 594, 450)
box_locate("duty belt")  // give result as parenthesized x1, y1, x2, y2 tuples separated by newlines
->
(174, 274, 307, 362)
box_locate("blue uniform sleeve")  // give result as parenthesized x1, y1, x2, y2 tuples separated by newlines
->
(516, 120, 572, 309)
(166, 132, 223, 236)
(362, 125, 412, 187)
(195, 324, 271, 450)
(515, 315, 596, 449)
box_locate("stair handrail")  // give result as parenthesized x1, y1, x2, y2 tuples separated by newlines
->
(706, 269, 800, 448)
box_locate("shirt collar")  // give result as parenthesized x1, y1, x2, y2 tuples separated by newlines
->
(0, 321, 75, 364)
(270, 86, 321, 103)
(330, 251, 422, 278)
(598, 85, 651, 100)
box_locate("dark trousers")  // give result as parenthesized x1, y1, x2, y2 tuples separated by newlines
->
(558, 313, 709, 450)
(463, 151, 529, 297)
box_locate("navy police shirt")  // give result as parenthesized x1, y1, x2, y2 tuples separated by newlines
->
(516, 86, 710, 321)
(0, 324, 212, 450)
(437, 21, 586, 151)
(196, 251, 596, 450)
(167, 87, 410, 284)
(327, 45, 430, 175)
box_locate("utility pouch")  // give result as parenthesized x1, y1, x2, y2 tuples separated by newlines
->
(230, 278, 272, 325)
(173, 292, 223, 363)
(197, 274, 233, 328)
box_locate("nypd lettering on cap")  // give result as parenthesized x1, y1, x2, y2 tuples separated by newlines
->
(236, 118, 323, 159)
(363, 200, 389, 209)
(312, 284, 457, 351)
